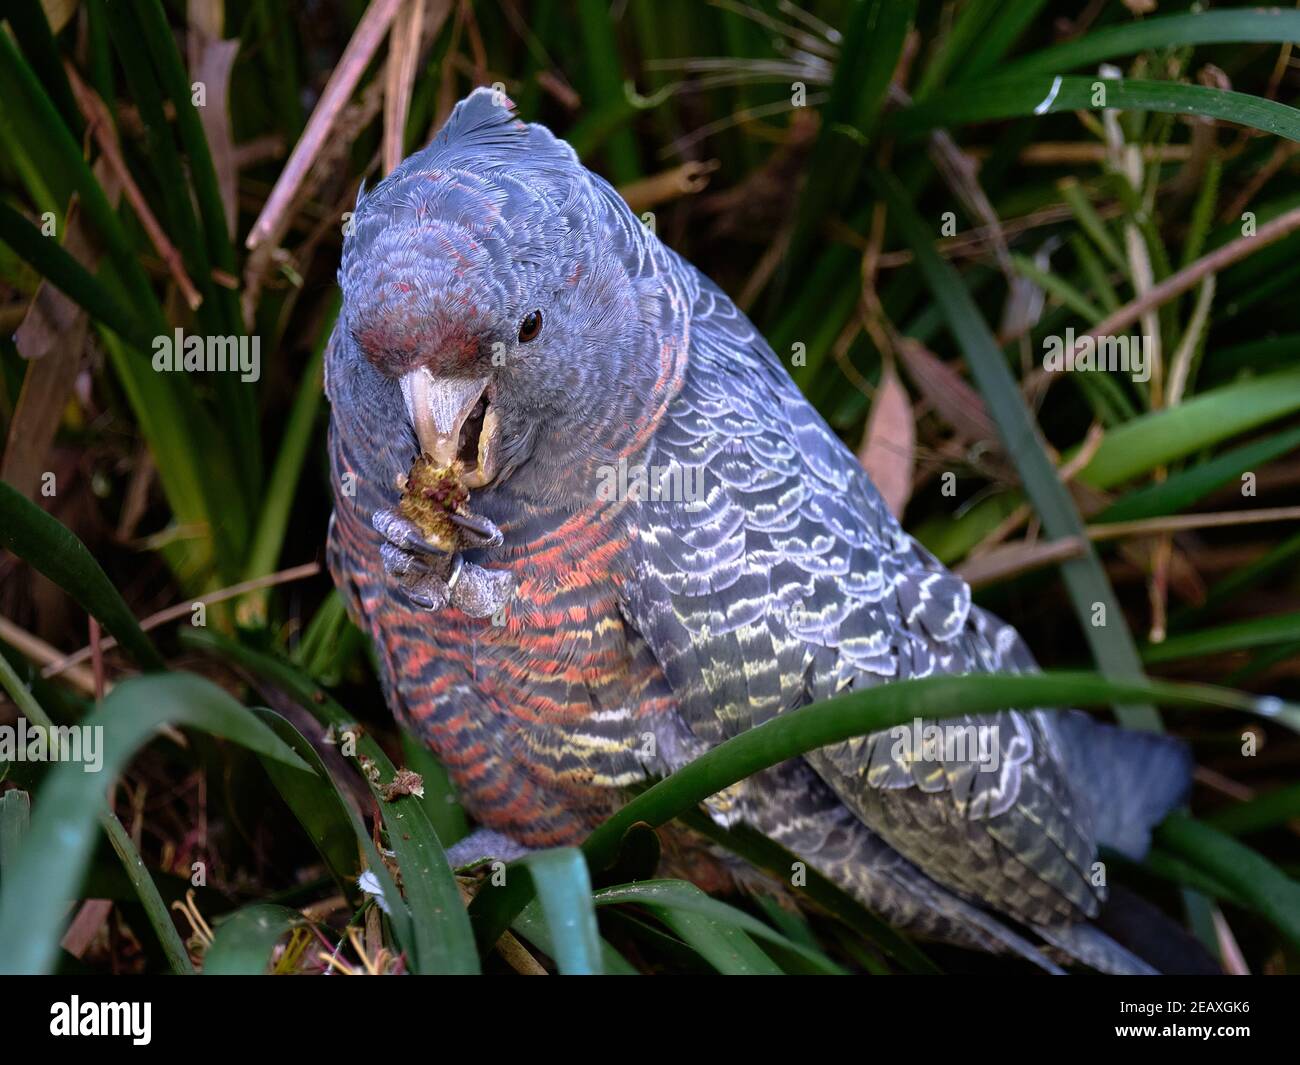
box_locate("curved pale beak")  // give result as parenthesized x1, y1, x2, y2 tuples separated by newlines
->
(399, 367, 499, 486)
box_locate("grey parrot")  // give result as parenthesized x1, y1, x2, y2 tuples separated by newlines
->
(325, 88, 1193, 973)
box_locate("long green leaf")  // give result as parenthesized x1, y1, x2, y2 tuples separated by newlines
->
(203, 903, 305, 975)
(512, 900, 637, 975)
(618, 882, 781, 975)
(0, 671, 306, 974)
(0, 480, 164, 670)
(240, 299, 338, 620)
(1143, 610, 1300, 665)
(468, 670, 1285, 952)
(253, 709, 368, 899)
(1155, 814, 1300, 950)
(0, 205, 152, 350)
(886, 77, 1300, 143)
(520, 848, 603, 975)
(594, 880, 844, 975)
(180, 629, 479, 974)
(1079, 369, 1300, 488)
(872, 169, 1160, 731)
(0, 652, 194, 975)
(0, 789, 31, 877)
(784, 0, 914, 280)
(1000, 10, 1300, 78)
(674, 806, 937, 973)
(1207, 783, 1300, 838)
(1096, 423, 1300, 523)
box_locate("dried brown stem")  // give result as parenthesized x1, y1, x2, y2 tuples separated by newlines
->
(246, 0, 405, 251)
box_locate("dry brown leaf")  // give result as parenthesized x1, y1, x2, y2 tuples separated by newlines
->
(857, 363, 915, 519)
(896, 337, 997, 445)
(191, 34, 241, 238)
(2, 161, 124, 499)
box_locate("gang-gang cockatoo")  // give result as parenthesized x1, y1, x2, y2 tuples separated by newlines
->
(326, 89, 1192, 973)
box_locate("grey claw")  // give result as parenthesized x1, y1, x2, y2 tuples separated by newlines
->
(448, 510, 504, 548)
(445, 828, 533, 868)
(399, 571, 451, 612)
(380, 541, 421, 579)
(372, 507, 447, 556)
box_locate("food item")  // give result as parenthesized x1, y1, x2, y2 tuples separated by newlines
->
(396, 454, 470, 552)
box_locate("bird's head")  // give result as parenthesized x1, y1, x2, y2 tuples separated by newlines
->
(334, 88, 677, 499)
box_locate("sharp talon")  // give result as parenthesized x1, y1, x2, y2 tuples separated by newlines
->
(373, 508, 445, 557)
(448, 510, 504, 548)
(445, 554, 464, 591)
(402, 572, 450, 612)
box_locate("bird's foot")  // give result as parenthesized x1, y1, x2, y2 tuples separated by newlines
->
(445, 828, 533, 870)
(372, 507, 514, 618)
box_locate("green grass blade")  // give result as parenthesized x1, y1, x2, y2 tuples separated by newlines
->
(872, 168, 1160, 731)
(1096, 423, 1300, 523)
(1175, 528, 1300, 630)
(251, 709, 418, 961)
(957, 0, 1050, 84)
(5, 0, 82, 137)
(999, 9, 1300, 78)
(1155, 813, 1300, 950)
(253, 709, 368, 899)
(0, 671, 306, 974)
(594, 880, 845, 974)
(674, 806, 938, 973)
(0, 789, 31, 875)
(241, 299, 338, 620)
(0, 480, 164, 670)
(134, 0, 240, 324)
(512, 900, 638, 974)
(518, 848, 603, 975)
(203, 903, 305, 975)
(615, 881, 781, 975)
(784, 0, 914, 281)
(886, 77, 1300, 143)
(1079, 368, 1300, 489)
(469, 670, 1283, 951)
(575, 0, 640, 184)
(180, 629, 479, 974)
(1143, 610, 1300, 665)
(0, 654, 195, 974)
(0, 202, 154, 350)
(914, 0, 999, 99)
(1207, 782, 1300, 838)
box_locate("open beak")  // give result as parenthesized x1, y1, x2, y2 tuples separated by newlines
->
(400, 368, 500, 487)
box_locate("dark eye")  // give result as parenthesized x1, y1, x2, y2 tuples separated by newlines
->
(518, 309, 543, 343)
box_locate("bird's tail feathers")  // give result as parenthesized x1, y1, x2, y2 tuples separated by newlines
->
(1053, 710, 1193, 861)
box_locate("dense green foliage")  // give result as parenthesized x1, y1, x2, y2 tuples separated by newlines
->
(1, 0, 1299, 974)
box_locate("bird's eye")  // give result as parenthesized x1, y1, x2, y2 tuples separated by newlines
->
(518, 309, 543, 343)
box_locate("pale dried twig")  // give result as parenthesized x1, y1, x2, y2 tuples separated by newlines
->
(41, 562, 321, 679)
(382, 0, 428, 175)
(246, 0, 405, 251)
